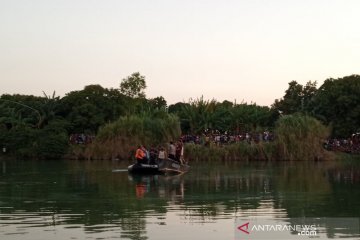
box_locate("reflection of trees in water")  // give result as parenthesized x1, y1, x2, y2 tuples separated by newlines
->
(274, 162, 332, 217)
(273, 161, 360, 218)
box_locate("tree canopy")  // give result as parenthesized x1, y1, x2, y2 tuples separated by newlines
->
(272, 75, 360, 137)
(120, 72, 147, 98)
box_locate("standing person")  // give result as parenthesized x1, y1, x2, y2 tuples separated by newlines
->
(157, 147, 166, 164)
(179, 142, 185, 164)
(142, 145, 150, 164)
(149, 147, 158, 164)
(158, 147, 166, 163)
(168, 141, 176, 160)
(135, 145, 145, 164)
(175, 141, 183, 162)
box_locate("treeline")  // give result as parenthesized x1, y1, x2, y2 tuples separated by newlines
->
(170, 75, 360, 137)
(0, 73, 359, 159)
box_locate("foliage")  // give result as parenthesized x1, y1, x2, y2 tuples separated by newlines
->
(0, 92, 69, 159)
(83, 111, 181, 160)
(274, 114, 332, 161)
(231, 103, 276, 132)
(272, 80, 317, 114)
(169, 97, 275, 134)
(0, 72, 359, 160)
(311, 75, 360, 137)
(120, 72, 147, 98)
(0, 94, 45, 128)
(0, 120, 69, 159)
(180, 97, 224, 134)
(272, 75, 360, 137)
(58, 85, 128, 133)
(185, 114, 332, 161)
(35, 120, 70, 159)
(168, 102, 191, 132)
(148, 96, 167, 110)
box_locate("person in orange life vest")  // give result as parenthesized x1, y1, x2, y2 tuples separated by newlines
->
(135, 145, 145, 164)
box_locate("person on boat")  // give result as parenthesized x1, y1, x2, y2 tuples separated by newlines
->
(158, 147, 166, 162)
(135, 145, 146, 164)
(179, 142, 185, 164)
(149, 147, 158, 164)
(142, 145, 150, 164)
(175, 141, 182, 162)
(168, 141, 176, 160)
(175, 140, 185, 164)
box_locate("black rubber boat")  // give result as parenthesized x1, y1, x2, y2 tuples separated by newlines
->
(128, 158, 190, 175)
(128, 163, 162, 174)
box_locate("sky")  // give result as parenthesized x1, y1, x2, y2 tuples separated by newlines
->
(1, 0, 359, 106)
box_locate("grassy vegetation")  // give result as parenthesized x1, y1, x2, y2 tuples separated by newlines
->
(274, 114, 332, 161)
(185, 114, 334, 161)
(71, 111, 181, 160)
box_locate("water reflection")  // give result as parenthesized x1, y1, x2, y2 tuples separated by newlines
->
(129, 174, 185, 200)
(0, 159, 359, 239)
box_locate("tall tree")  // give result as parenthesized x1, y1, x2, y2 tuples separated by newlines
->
(273, 80, 317, 114)
(59, 85, 127, 133)
(312, 75, 360, 137)
(120, 72, 147, 98)
(148, 96, 167, 110)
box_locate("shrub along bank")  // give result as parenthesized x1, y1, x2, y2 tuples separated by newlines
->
(69, 112, 181, 160)
(184, 114, 333, 161)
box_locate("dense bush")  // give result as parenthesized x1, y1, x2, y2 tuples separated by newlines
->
(0, 121, 69, 159)
(274, 114, 331, 161)
(82, 112, 181, 160)
(185, 114, 332, 161)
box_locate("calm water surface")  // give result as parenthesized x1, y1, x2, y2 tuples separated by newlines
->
(0, 159, 359, 240)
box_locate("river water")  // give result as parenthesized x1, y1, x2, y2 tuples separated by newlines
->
(0, 159, 359, 240)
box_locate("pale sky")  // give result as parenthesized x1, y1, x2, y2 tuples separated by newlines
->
(1, 0, 359, 106)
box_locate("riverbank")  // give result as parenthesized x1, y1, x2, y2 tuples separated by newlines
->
(1, 114, 338, 162)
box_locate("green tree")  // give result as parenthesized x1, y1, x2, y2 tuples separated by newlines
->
(231, 104, 274, 132)
(169, 98, 274, 134)
(273, 80, 317, 114)
(120, 72, 147, 98)
(148, 96, 167, 110)
(168, 102, 191, 133)
(180, 97, 223, 134)
(312, 75, 360, 137)
(58, 85, 127, 133)
(0, 94, 44, 128)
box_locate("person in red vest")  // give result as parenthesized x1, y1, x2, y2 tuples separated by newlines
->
(135, 145, 145, 164)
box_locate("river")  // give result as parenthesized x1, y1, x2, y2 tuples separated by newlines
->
(0, 159, 359, 239)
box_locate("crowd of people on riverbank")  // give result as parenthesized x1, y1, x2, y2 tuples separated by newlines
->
(69, 134, 95, 144)
(324, 133, 360, 154)
(181, 130, 360, 155)
(69, 131, 360, 155)
(181, 130, 275, 146)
